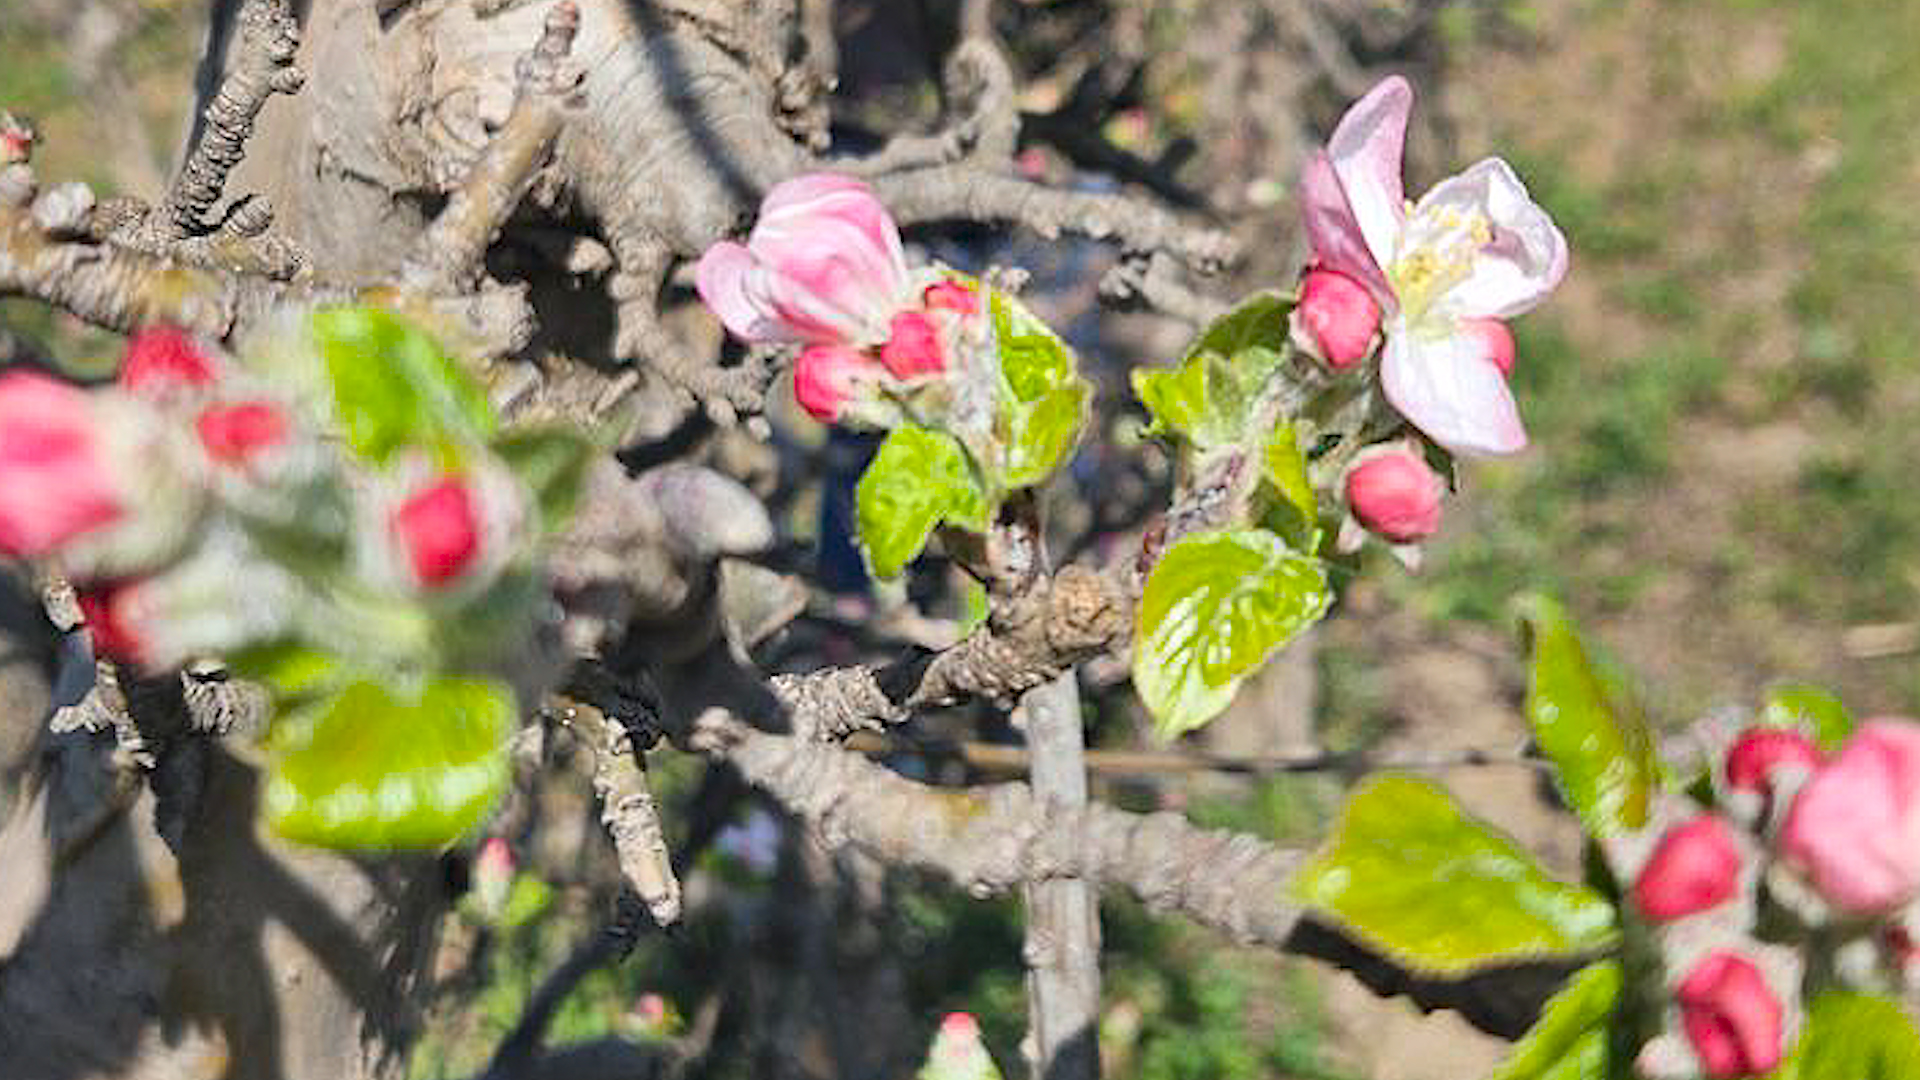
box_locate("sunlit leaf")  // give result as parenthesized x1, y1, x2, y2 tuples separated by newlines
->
(856, 424, 989, 579)
(1760, 682, 1855, 752)
(1765, 991, 1920, 1080)
(990, 289, 1090, 489)
(309, 306, 495, 464)
(1486, 962, 1621, 1080)
(1517, 594, 1658, 838)
(1133, 529, 1330, 739)
(266, 675, 513, 849)
(1293, 776, 1619, 976)
(1131, 293, 1292, 448)
(491, 425, 596, 532)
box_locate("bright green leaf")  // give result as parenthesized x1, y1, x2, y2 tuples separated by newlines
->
(309, 306, 495, 463)
(1766, 992, 1920, 1080)
(992, 288, 1078, 401)
(1517, 594, 1658, 838)
(1487, 962, 1621, 1080)
(856, 424, 989, 580)
(1133, 529, 1330, 739)
(1761, 682, 1855, 752)
(999, 380, 1091, 489)
(491, 425, 596, 532)
(501, 874, 554, 929)
(225, 640, 344, 706)
(1131, 293, 1293, 448)
(1259, 421, 1319, 549)
(1292, 775, 1619, 976)
(266, 675, 513, 849)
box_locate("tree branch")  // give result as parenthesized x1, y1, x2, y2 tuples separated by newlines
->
(1019, 672, 1101, 1080)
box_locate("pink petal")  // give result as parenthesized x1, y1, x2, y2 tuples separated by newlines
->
(1422, 159, 1569, 320)
(0, 372, 123, 557)
(696, 242, 799, 343)
(1299, 153, 1391, 300)
(793, 345, 884, 422)
(750, 215, 906, 342)
(1380, 327, 1528, 456)
(1327, 75, 1413, 274)
(760, 174, 907, 286)
(1779, 719, 1920, 913)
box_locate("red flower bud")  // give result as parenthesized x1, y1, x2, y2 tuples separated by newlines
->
(196, 401, 289, 467)
(0, 371, 123, 558)
(1633, 815, 1743, 923)
(1345, 442, 1444, 543)
(1292, 268, 1382, 370)
(1724, 726, 1821, 794)
(923, 281, 981, 316)
(879, 310, 947, 379)
(393, 477, 481, 587)
(75, 581, 147, 667)
(118, 325, 219, 395)
(792, 344, 884, 422)
(1676, 951, 1784, 1078)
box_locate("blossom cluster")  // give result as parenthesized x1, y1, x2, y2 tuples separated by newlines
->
(1625, 719, 1920, 1076)
(0, 323, 524, 671)
(695, 174, 984, 424)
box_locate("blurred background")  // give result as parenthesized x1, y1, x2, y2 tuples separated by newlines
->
(4, 0, 1918, 1076)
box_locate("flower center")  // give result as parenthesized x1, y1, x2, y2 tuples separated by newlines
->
(1388, 202, 1492, 321)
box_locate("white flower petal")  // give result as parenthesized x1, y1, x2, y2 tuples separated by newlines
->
(1299, 152, 1391, 300)
(1381, 325, 1528, 457)
(1327, 75, 1413, 275)
(1420, 158, 1568, 320)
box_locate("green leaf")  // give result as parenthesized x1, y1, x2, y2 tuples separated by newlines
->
(225, 640, 344, 706)
(1761, 682, 1855, 752)
(491, 426, 596, 532)
(1487, 962, 1621, 1080)
(1131, 293, 1293, 448)
(1133, 529, 1331, 739)
(856, 424, 990, 579)
(1292, 776, 1619, 976)
(309, 306, 496, 464)
(1766, 992, 1920, 1080)
(1517, 594, 1658, 838)
(1259, 421, 1319, 549)
(989, 289, 1090, 489)
(265, 675, 513, 849)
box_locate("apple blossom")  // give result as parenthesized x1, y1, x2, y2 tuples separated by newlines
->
(1345, 442, 1444, 543)
(75, 581, 148, 666)
(1299, 75, 1566, 456)
(1632, 815, 1743, 923)
(1675, 951, 1785, 1078)
(1723, 726, 1821, 794)
(0, 370, 124, 558)
(792, 344, 888, 422)
(1291, 267, 1382, 369)
(196, 401, 290, 468)
(695, 174, 910, 348)
(118, 324, 221, 396)
(1778, 719, 1920, 915)
(393, 476, 483, 587)
(473, 836, 514, 919)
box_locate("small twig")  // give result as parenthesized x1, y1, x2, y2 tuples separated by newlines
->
(404, 1, 582, 292)
(848, 735, 1549, 778)
(1019, 672, 1102, 1080)
(550, 692, 683, 927)
(144, 0, 304, 244)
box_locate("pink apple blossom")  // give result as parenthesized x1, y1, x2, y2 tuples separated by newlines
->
(75, 580, 148, 667)
(393, 476, 482, 587)
(1345, 442, 1444, 543)
(1632, 815, 1743, 923)
(1675, 951, 1785, 1078)
(1291, 267, 1382, 369)
(119, 324, 221, 396)
(1723, 726, 1821, 794)
(1779, 719, 1920, 915)
(196, 401, 290, 468)
(792, 345, 888, 422)
(0, 371, 124, 558)
(695, 174, 910, 347)
(1299, 76, 1566, 456)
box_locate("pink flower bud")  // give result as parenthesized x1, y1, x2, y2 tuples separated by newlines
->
(474, 836, 513, 917)
(923, 281, 981, 317)
(1633, 815, 1743, 923)
(696, 174, 910, 347)
(1676, 951, 1785, 1078)
(1291, 268, 1381, 369)
(1724, 726, 1821, 794)
(118, 325, 220, 395)
(392, 476, 482, 587)
(792, 344, 886, 422)
(1459, 317, 1516, 378)
(879, 311, 947, 379)
(1345, 442, 1444, 543)
(0, 371, 123, 558)
(196, 401, 289, 467)
(75, 580, 148, 667)
(1779, 719, 1920, 915)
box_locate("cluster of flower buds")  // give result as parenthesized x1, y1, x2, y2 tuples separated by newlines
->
(0, 323, 524, 671)
(1625, 717, 1920, 1077)
(695, 174, 984, 424)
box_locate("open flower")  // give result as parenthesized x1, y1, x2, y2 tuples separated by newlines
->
(1779, 719, 1920, 915)
(1300, 76, 1567, 455)
(696, 174, 910, 348)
